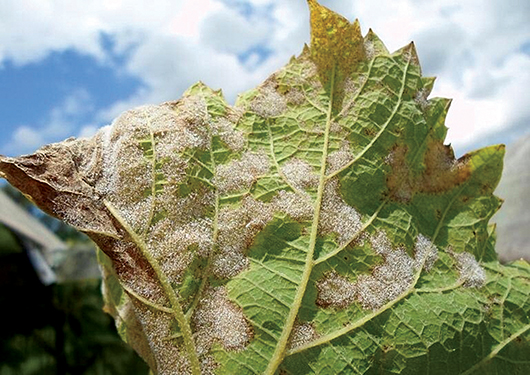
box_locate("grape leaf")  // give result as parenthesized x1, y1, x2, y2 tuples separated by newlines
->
(1, 1, 529, 374)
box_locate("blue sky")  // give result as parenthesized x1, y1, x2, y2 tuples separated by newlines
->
(1, 0, 529, 157)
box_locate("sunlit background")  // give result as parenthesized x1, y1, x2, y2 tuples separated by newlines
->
(0, 2, 529, 373)
(1, 0, 529, 158)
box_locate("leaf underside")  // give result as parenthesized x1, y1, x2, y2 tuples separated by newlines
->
(1, 1, 529, 374)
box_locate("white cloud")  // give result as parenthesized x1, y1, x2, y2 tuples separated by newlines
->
(2, 89, 95, 155)
(1, 0, 529, 156)
(77, 124, 99, 139)
(11, 126, 45, 154)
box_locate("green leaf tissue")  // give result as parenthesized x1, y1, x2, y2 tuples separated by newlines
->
(1, 1, 529, 374)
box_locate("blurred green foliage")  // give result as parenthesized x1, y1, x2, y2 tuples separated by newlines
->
(0, 185, 149, 374)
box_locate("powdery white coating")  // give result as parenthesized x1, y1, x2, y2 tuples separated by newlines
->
(162, 189, 216, 225)
(413, 234, 438, 271)
(211, 117, 246, 152)
(94, 100, 216, 233)
(111, 241, 166, 304)
(329, 121, 343, 133)
(402, 45, 420, 66)
(414, 88, 430, 111)
(133, 304, 191, 375)
(326, 142, 354, 174)
(288, 322, 318, 349)
(157, 97, 210, 152)
(356, 246, 415, 310)
(285, 87, 306, 105)
(271, 190, 314, 221)
(281, 158, 319, 191)
(159, 155, 188, 188)
(147, 217, 213, 283)
(318, 232, 437, 311)
(215, 151, 270, 194)
(52, 194, 118, 236)
(193, 286, 252, 354)
(115, 197, 154, 233)
(213, 196, 274, 278)
(319, 179, 362, 245)
(97, 127, 151, 203)
(343, 76, 358, 96)
(199, 356, 218, 375)
(250, 81, 287, 118)
(316, 271, 357, 308)
(300, 57, 318, 81)
(363, 40, 376, 61)
(452, 251, 486, 288)
(370, 230, 393, 255)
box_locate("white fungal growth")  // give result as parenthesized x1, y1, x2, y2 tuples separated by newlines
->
(281, 158, 319, 191)
(52, 195, 119, 236)
(285, 88, 305, 105)
(452, 251, 486, 288)
(319, 179, 362, 245)
(318, 231, 426, 311)
(96, 124, 151, 200)
(213, 197, 274, 278)
(114, 197, 154, 233)
(329, 121, 343, 133)
(147, 217, 213, 283)
(162, 189, 215, 225)
(215, 151, 270, 194)
(413, 234, 438, 271)
(159, 156, 187, 187)
(133, 304, 191, 374)
(326, 142, 354, 174)
(271, 190, 314, 221)
(356, 246, 415, 310)
(250, 81, 287, 118)
(288, 322, 318, 349)
(370, 230, 393, 256)
(193, 286, 252, 354)
(211, 117, 246, 152)
(316, 271, 357, 308)
(364, 40, 376, 61)
(168, 96, 210, 150)
(414, 88, 430, 111)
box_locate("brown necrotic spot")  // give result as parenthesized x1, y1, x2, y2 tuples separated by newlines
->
(193, 286, 253, 353)
(419, 141, 471, 193)
(386, 141, 472, 202)
(385, 144, 414, 202)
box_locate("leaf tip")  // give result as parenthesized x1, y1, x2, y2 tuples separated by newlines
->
(307, 0, 365, 86)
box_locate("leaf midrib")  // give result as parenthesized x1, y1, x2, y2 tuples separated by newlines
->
(263, 65, 337, 375)
(104, 200, 202, 375)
